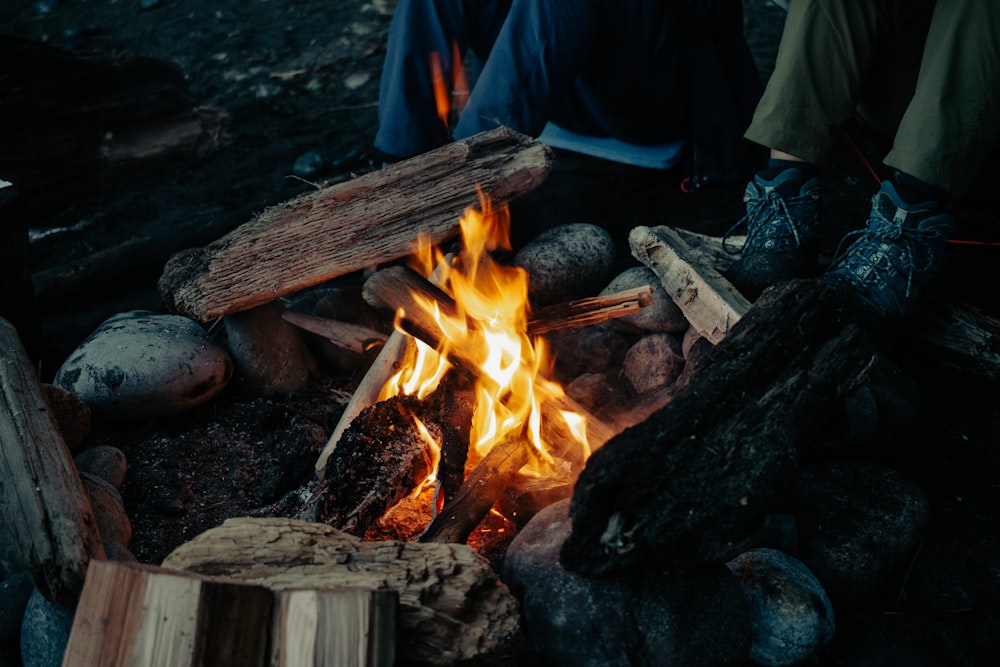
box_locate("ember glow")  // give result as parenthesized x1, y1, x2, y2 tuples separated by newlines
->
(379, 194, 590, 479)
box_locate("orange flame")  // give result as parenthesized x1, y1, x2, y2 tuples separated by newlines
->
(381, 193, 589, 481)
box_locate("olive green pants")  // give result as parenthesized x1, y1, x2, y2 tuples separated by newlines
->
(746, 0, 1000, 198)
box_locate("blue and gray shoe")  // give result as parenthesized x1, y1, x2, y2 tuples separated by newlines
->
(825, 180, 953, 328)
(724, 168, 821, 299)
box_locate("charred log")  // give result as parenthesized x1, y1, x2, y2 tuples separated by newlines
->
(561, 278, 876, 577)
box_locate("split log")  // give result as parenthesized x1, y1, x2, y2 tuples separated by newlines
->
(271, 588, 397, 667)
(561, 278, 877, 577)
(281, 309, 387, 356)
(158, 126, 554, 322)
(629, 225, 750, 344)
(420, 435, 529, 544)
(526, 285, 654, 334)
(905, 292, 1000, 381)
(63, 560, 273, 667)
(0, 317, 105, 606)
(161, 517, 522, 666)
(362, 265, 617, 453)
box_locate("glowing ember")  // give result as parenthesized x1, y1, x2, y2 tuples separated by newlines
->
(379, 194, 590, 480)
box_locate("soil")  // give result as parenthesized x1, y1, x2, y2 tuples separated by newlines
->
(3, 1, 1000, 665)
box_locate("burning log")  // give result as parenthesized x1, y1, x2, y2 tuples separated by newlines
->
(419, 435, 530, 544)
(561, 278, 877, 577)
(361, 265, 617, 453)
(0, 317, 106, 606)
(161, 517, 521, 666)
(158, 126, 553, 322)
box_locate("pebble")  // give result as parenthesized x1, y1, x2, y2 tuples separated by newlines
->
(54, 310, 233, 421)
(79, 472, 132, 548)
(504, 499, 752, 666)
(601, 266, 688, 333)
(20, 589, 74, 667)
(622, 333, 685, 394)
(40, 384, 91, 454)
(727, 548, 835, 666)
(514, 223, 617, 306)
(74, 445, 128, 489)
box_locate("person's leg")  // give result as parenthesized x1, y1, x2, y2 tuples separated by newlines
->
(728, 0, 935, 299)
(375, 0, 511, 159)
(883, 0, 1000, 199)
(453, 0, 684, 143)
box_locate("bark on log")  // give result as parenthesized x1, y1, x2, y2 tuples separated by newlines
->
(561, 278, 877, 577)
(161, 517, 522, 666)
(63, 560, 273, 667)
(0, 317, 106, 606)
(362, 265, 617, 453)
(158, 126, 554, 322)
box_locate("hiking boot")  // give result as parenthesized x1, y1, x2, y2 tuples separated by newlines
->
(825, 180, 954, 328)
(724, 168, 821, 299)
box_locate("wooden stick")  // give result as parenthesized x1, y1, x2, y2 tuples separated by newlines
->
(158, 126, 554, 322)
(362, 266, 617, 451)
(0, 317, 106, 606)
(419, 435, 529, 544)
(280, 309, 387, 355)
(526, 285, 653, 334)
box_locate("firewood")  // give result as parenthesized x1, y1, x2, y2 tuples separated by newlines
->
(362, 265, 617, 452)
(420, 435, 529, 544)
(0, 317, 105, 606)
(629, 225, 751, 343)
(526, 285, 654, 334)
(280, 309, 387, 356)
(161, 517, 522, 666)
(271, 588, 397, 667)
(561, 278, 876, 577)
(158, 126, 554, 322)
(63, 560, 272, 667)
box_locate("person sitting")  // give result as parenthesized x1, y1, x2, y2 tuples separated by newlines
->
(374, 0, 764, 189)
(725, 0, 999, 329)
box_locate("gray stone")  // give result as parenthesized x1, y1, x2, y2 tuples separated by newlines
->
(727, 548, 835, 666)
(40, 384, 90, 454)
(79, 472, 132, 547)
(54, 310, 233, 421)
(601, 266, 688, 333)
(224, 301, 319, 396)
(0, 572, 33, 646)
(504, 500, 752, 667)
(790, 461, 930, 606)
(622, 333, 685, 394)
(514, 223, 616, 306)
(74, 445, 128, 488)
(20, 589, 73, 667)
(546, 325, 631, 380)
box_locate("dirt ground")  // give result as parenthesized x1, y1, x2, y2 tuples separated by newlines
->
(3, 1, 1000, 665)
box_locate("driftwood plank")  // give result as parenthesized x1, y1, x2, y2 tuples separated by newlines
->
(0, 317, 106, 606)
(158, 127, 553, 322)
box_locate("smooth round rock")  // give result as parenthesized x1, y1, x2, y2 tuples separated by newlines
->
(790, 461, 930, 606)
(74, 445, 128, 488)
(601, 266, 688, 333)
(0, 572, 34, 646)
(546, 325, 632, 380)
(54, 310, 233, 421)
(727, 548, 835, 666)
(514, 223, 617, 305)
(622, 333, 685, 394)
(79, 472, 132, 547)
(504, 500, 752, 667)
(224, 301, 319, 396)
(40, 384, 91, 453)
(21, 589, 74, 667)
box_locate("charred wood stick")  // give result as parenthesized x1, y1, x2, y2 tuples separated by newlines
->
(280, 309, 387, 355)
(419, 435, 529, 544)
(362, 266, 617, 452)
(0, 317, 106, 606)
(526, 285, 653, 335)
(159, 126, 553, 322)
